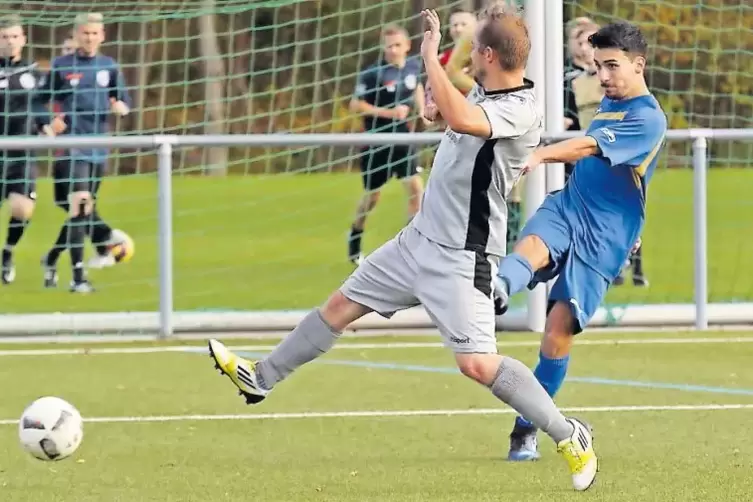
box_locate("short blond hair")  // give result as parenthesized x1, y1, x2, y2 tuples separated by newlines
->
(478, 1, 530, 71)
(381, 23, 408, 39)
(74, 13, 104, 27)
(566, 16, 595, 38)
(0, 14, 22, 30)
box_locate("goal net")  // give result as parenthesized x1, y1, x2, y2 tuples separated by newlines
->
(0, 0, 749, 336)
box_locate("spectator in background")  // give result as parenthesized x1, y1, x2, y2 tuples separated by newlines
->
(439, 9, 476, 95)
(0, 15, 59, 285)
(61, 33, 77, 56)
(563, 17, 595, 181)
(41, 13, 131, 293)
(570, 22, 601, 129)
(347, 24, 425, 267)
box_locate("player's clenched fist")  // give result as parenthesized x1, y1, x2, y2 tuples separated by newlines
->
(422, 81, 442, 123)
(391, 104, 410, 121)
(110, 98, 130, 117)
(520, 150, 542, 175)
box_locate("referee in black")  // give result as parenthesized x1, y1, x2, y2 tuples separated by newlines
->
(0, 15, 60, 284)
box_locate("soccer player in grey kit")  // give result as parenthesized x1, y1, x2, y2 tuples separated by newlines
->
(207, 4, 598, 491)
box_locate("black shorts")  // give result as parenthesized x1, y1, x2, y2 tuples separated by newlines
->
(1, 159, 37, 200)
(53, 159, 106, 208)
(359, 144, 418, 191)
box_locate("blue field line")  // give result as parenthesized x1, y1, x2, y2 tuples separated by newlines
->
(231, 350, 753, 397)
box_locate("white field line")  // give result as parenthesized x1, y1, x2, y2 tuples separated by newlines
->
(2, 403, 752, 425)
(1, 336, 753, 357)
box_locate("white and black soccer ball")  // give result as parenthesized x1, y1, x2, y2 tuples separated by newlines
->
(18, 396, 84, 461)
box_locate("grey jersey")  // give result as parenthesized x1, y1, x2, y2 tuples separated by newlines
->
(411, 79, 542, 257)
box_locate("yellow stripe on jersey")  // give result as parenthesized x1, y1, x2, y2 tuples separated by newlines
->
(631, 168, 642, 190)
(635, 134, 665, 176)
(592, 112, 627, 121)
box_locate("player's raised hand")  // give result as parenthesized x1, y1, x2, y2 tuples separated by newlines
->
(420, 9, 442, 61)
(423, 103, 441, 123)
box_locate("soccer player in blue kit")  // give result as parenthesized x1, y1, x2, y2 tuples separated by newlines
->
(494, 21, 667, 460)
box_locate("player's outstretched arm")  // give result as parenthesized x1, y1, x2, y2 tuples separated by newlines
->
(523, 136, 599, 173)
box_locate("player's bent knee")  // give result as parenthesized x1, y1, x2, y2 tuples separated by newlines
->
(454, 353, 502, 386)
(513, 234, 550, 270)
(542, 302, 577, 358)
(68, 191, 94, 217)
(7, 193, 35, 220)
(320, 290, 372, 332)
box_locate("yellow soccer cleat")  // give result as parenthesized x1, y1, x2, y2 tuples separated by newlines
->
(207, 339, 269, 405)
(557, 417, 598, 491)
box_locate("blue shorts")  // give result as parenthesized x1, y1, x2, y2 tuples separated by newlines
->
(519, 194, 610, 334)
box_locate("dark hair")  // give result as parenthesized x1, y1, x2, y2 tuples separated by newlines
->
(588, 21, 648, 57)
(477, 1, 530, 71)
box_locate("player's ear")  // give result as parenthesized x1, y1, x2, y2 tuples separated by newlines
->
(484, 46, 494, 63)
(634, 55, 646, 73)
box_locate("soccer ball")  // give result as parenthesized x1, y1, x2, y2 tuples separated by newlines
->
(108, 228, 135, 263)
(18, 397, 84, 461)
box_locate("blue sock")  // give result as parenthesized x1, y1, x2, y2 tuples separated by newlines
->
(515, 352, 570, 429)
(497, 252, 534, 296)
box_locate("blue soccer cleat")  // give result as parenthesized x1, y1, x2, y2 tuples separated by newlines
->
(507, 420, 541, 461)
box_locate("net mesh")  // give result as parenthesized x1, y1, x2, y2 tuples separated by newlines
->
(0, 0, 749, 328)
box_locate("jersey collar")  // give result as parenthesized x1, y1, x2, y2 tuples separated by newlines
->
(0, 56, 23, 67)
(478, 78, 534, 96)
(380, 58, 407, 69)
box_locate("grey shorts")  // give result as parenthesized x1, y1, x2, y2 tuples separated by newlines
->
(340, 225, 499, 354)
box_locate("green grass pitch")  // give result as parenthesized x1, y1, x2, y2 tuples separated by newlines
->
(0, 330, 752, 501)
(0, 167, 750, 315)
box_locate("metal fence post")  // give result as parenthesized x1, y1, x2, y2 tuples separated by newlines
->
(692, 135, 709, 330)
(524, 0, 547, 333)
(157, 139, 175, 338)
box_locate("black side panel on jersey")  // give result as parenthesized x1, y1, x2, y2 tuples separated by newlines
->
(472, 251, 493, 298)
(464, 139, 498, 252)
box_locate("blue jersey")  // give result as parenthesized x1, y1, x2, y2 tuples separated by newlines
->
(46, 52, 131, 165)
(560, 94, 667, 279)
